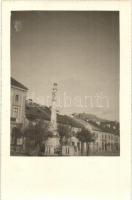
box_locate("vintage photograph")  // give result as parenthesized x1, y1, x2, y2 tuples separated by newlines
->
(10, 11, 120, 156)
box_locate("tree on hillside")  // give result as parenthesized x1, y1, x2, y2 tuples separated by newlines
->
(77, 128, 95, 155)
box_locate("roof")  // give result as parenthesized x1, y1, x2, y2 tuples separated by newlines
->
(70, 136, 79, 143)
(11, 77, 28, 90)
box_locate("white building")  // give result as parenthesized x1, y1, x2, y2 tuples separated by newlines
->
(62, 136, 81, 156)
(11, 77, 28, 129)
(87, 122, 120, 154)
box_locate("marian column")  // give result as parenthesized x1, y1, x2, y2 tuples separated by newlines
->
(45, 83, 60, 156)
(50, 83, 58, 135)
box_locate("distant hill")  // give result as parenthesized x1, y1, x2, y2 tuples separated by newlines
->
(72, 112, 119, 134)
(72, 112, 117, 123)
(72, 113, 98, 121)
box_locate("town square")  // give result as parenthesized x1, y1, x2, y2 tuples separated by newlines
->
(10, 11, 120, 156)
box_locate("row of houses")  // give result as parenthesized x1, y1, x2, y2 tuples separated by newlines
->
(11, 77, 120, 156)
(71, 113, 120, 155)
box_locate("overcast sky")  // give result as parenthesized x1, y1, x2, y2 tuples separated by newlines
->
(11, 11, 119, 121)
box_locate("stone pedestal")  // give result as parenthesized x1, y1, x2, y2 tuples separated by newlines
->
(45, 136, 60, 156)
(62, 145, 74, 156)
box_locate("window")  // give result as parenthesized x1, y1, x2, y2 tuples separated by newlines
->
(15, 94, 19, 102)
(11, 117, 16, 122)
(13, 107, 19, 118)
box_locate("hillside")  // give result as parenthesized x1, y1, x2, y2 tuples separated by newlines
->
(72, 112, 118, 123)
(72, 113, 119, 135)
(26, 102, 84, 128)
(25, 102, 119, 135)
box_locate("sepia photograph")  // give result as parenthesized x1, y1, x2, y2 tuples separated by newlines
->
(1, 1, 132, 200)
(10, 11, 120, 156)
(0, 0, 132, 200)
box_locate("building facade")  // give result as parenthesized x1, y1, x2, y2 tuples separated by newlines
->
(11, 77, 28, 129)
(62, 136, 82, 156)
(87, 122, 120, 155)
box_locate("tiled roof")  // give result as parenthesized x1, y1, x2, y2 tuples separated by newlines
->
(11, 77, 28, 90)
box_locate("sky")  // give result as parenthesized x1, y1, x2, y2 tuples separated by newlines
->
(11, 11, 119, 121)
